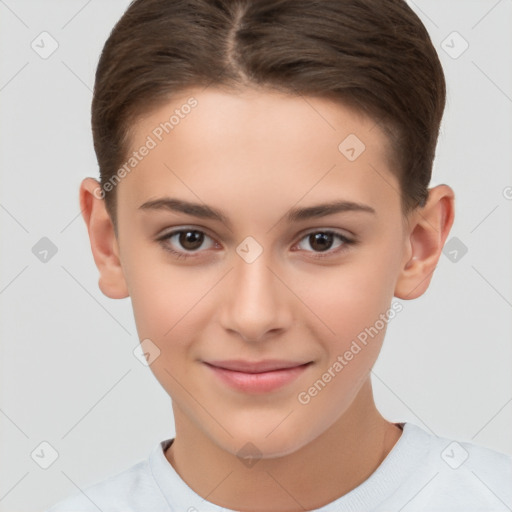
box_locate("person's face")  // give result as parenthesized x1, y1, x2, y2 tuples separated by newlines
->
(111, 87, 411, 456)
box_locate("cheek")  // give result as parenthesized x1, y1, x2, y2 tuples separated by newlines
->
(120, 230, 212, 332)
(129, 266, 211, 342)
(293, 259, 398, 425)
(300, 255, 399, 345)
(127, 267, 209, 395)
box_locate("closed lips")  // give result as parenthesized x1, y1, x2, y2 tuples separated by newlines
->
(203, 360, 313, 373)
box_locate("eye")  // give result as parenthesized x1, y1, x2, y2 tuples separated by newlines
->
(294, 230, 355, 258)
(156, 227, 355, 261)
(156, 228, 217, 259)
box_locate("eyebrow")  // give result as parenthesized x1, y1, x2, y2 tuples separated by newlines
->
(139, 197, 376, 227)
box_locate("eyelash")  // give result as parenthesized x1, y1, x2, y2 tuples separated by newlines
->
(156, 227, 356, 261)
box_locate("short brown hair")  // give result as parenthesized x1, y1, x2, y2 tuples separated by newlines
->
(92, 0, 446, 222)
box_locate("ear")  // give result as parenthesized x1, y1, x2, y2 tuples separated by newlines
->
(394, 184, 455, 300)
(80, 177, 129, 299)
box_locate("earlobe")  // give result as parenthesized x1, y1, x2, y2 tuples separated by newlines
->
(80, 177, 129, 299)
(394, 185, 455, 300)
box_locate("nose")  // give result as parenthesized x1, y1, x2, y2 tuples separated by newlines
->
(219, 248, 293, 343)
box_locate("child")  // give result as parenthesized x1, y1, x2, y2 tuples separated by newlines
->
(47, 0, 511, 510)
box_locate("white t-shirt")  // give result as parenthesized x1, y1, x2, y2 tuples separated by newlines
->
(46, 422, 512, 511)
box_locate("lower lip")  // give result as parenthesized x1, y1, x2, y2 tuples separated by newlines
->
(205, 363, 312, 394)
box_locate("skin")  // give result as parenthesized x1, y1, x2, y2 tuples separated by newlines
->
(80, 87, 454, 511)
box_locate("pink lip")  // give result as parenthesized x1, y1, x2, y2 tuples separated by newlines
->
(204, 360, 313, 393)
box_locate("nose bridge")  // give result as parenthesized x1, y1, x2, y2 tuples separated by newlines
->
(235, 248, 277, 303)
(220, 240, 291, 342)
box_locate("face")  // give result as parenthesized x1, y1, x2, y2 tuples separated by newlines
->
(113, 87, 410, 458)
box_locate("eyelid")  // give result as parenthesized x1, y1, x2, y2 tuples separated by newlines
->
(296, 225, 356, 241)
(156, 225, 217, 241)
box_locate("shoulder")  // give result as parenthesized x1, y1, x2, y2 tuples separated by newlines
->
(397, 423, 512, 510)
(45, 458, 167, 512)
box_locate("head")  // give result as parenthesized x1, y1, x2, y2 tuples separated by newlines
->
(81, 0, 454, 457)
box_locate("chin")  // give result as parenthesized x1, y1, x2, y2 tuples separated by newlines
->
(212, 419, 319, 461)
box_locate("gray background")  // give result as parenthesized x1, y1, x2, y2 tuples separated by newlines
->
(0, 0, 511, 510)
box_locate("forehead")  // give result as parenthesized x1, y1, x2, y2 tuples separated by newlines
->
(119, 87, 401, 220)
(130, 86, 387, 157)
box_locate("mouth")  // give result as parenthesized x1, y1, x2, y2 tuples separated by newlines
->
(203, 360, 313, 393)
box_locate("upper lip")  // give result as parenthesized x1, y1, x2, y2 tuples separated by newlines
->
(204, 360, 312, 373)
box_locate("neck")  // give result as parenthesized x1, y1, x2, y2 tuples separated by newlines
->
(165, 379, 402, 512)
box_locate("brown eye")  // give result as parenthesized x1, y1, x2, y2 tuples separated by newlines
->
(308, 232, 334, 252)
(178, 230, 204, 251)
(157, 228, 216, 259)
(296, 230, 354, 258)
